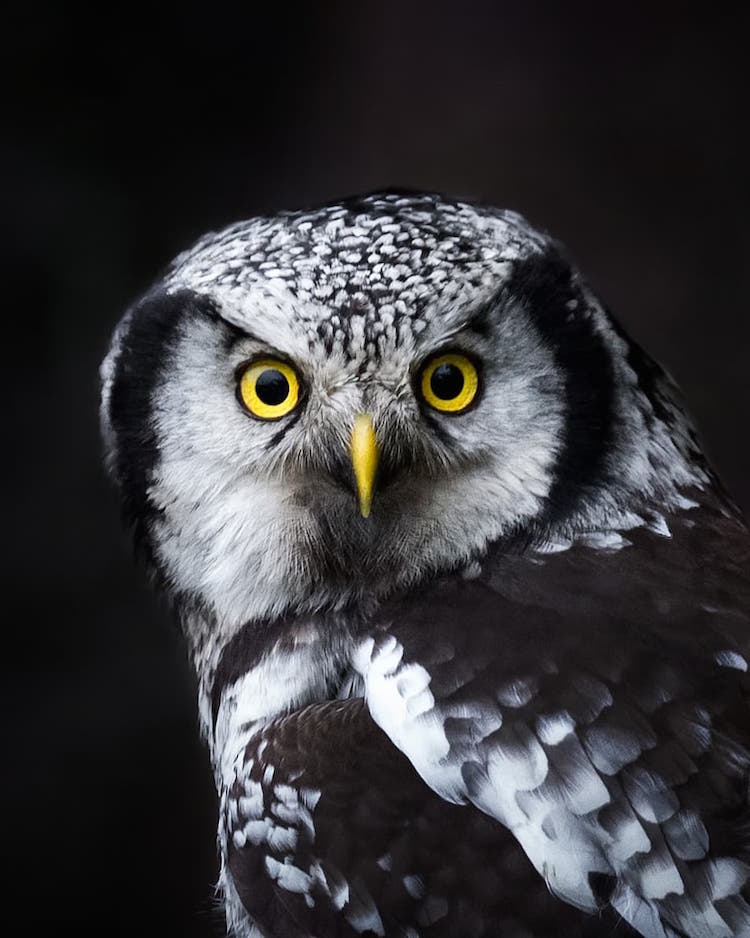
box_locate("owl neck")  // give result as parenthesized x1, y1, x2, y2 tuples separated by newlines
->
(183, 608, 360, 786)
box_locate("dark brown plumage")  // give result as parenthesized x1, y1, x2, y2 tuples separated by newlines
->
(224, 489, 750, 937)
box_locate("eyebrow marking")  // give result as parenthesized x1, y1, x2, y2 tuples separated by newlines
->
(462, 301, 494, 337)
(222, 320, 269, 352)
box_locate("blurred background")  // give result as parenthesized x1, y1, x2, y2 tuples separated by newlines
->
(4, 5, 748, 935)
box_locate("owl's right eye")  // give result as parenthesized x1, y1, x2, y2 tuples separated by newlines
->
(237, 358, 301, 420)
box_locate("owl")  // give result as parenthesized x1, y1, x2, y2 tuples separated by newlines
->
(101, 192, 750, 937)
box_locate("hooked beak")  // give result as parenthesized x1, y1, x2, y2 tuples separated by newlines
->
(349, 414, 379, 518)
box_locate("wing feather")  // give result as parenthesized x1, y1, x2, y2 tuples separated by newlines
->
(224, 698, 639, 937)
(355, 499, 750, 936)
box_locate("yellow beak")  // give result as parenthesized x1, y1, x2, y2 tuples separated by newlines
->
(349, 414, 379, 518)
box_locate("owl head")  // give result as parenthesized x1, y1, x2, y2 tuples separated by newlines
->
(101, 192, 707, 635)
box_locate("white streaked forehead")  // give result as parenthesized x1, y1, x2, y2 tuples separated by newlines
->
(164, 193, 548, 364)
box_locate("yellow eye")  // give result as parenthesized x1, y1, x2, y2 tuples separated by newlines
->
(237, 358, 300, 420)
(419, 352, 479, 414)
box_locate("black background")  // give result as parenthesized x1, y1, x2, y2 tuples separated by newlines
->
(4, 5, 749, 936)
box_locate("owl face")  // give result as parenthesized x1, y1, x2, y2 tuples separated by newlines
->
(102, 193, 706, 629)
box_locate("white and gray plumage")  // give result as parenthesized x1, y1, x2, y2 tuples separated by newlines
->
(101, 191, 750, 938)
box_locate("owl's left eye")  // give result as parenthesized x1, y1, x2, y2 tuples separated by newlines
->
(237, 358, 301, 420)
(418, 352, 480, 414)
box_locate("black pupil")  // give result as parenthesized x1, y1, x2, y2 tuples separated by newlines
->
(430, 363, 464, 400)
(256, 369, 290, 406)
